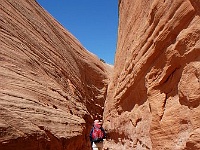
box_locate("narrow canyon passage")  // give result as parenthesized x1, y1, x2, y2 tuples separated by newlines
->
(0, 0, 200, 150)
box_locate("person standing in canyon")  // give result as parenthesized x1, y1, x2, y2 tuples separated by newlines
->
(89, 119, 106, 150)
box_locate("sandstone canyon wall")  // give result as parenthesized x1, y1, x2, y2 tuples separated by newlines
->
(0, 0, 112, 150)
(103, 0, 200, 150)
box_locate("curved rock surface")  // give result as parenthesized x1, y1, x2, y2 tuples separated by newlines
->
(1, 0, 200, 150)
(0, 0, 112, 149)
(103, 0, 200, 149)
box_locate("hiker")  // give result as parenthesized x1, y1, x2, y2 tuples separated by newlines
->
(89, 120, 106, 150)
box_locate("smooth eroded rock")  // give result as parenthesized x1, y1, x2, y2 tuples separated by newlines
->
(103, 0, 200, 149)
(0, 0, 112, 149)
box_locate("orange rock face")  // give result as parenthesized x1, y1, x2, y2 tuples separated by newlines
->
(103, 0, 200, 149)
(0, 0, 111, 149)
(1, 0, 200, 149)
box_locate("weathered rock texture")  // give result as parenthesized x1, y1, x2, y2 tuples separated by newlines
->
(0, 0, 112, 150)
(103, 0, 200, 149)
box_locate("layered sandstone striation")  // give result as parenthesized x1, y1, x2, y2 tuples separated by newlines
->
(103, 0, 200, 149)
(0, 0, 112, 150)
(1, 0, 200, 149)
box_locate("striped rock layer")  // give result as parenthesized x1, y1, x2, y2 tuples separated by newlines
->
(0, 0, 111, 150)
(103, 0, 200, 149)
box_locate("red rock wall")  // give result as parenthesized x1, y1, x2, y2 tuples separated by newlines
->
(0, 0, 111, 149)
(103, 0, 200, 149)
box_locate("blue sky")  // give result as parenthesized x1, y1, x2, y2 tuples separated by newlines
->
(36, 0, 118, 65)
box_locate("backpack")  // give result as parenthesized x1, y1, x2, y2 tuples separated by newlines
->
(91, 127, 104, 142)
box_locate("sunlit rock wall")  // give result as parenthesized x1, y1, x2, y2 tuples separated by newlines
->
(103, 0, 200, 149)
(0, 0, 112, 149)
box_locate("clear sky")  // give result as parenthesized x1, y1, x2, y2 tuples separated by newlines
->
(36, 0, 118, 65)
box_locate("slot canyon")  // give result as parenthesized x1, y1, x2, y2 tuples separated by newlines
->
(0, 0, 199, 150)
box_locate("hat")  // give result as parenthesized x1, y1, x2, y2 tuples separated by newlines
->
(94, 120, 102, 125)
